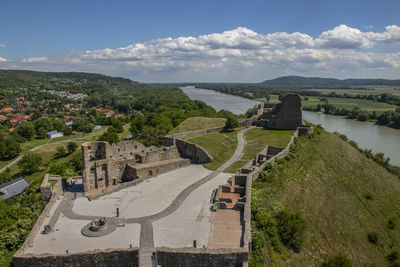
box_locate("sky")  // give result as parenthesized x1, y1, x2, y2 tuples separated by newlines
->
(0, 0, 399, 82)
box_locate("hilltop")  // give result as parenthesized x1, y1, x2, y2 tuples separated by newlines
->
(250, 129, 400, 266)
(260, 75, 400, 88)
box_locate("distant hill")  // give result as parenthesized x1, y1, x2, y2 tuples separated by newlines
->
(260, 75, 400, 88)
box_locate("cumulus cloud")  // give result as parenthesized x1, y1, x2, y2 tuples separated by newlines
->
(0, 43, 6, 48)
(0, 25, 399, 81)
(0, 57, 10, 62)
(316, 24, 400, 49)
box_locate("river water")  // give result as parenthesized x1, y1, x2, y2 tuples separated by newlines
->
(181, 86, 400, 166)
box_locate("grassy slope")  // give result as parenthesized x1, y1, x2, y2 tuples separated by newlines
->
(168, 117, 227, 135)
(225, 128, 294, 173)
(185, 129, 240, 170)
(251, 131, 400, 266)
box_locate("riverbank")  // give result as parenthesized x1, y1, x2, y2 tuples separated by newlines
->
(180, 86, 400, 166)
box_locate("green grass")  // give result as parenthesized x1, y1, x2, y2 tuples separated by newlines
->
(225, 128, 294, 173)
(254, 94, 280, 103)
(0, 126, 108, 170)
(250, 130, 400, 266)
(169, 117, 227, 135)
(302, 96, 397, 112)
(118, 123, 131, 140)
(311, 87, 400, 96)
(185, 128, 240, 170)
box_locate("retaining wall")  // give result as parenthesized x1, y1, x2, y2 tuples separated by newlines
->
(14, 248, 139, 267)
(156, 247, 248, 267)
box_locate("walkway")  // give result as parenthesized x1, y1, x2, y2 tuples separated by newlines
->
(0, 131, 106, 173)
(56, 127, 253, 267)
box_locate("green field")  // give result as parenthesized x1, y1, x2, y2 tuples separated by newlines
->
(302, 96, 397, 112)
(185, 128, 241, 170)
(311, 87, 400, 96)
(169, 117, 227, 135)
(225, 128, 294, 173)
(250, 130, 400, 266)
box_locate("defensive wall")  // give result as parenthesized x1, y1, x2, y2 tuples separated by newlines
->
(15, 175, 63, 258)
(14, 248, 139, 267)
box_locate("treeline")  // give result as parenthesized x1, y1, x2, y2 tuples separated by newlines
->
(192, 83, 400, 107)
(304, 104, 400, 129)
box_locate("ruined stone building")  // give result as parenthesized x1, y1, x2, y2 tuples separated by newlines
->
(82, 140, 190, 195)
(256, 93, 302, 130)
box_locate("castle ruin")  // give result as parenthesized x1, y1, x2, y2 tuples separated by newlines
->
(82, 140, 190, 195)
(256, 93, 302, 130)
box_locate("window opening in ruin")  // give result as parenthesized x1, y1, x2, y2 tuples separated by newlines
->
(102, 164, 107, 171)
(90, 166, 96, 173)
(113, 179, 116, 185)
(148, 170, 153, 176)
(134, 145, 137, 149)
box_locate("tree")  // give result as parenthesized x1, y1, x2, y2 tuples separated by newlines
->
(16, 122, 35, 140)
(0, 134, 21, 160)
(67, 142, 78, 154)
(224, 116, 239, 131)
(18, 152, 42, 174)
(98, 130, 120, 144)
(35, 127, 47, 139)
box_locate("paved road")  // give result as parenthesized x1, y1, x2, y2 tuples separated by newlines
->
(58, 127, 253, 267)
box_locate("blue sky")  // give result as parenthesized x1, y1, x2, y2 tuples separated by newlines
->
(1, 0, 399, 82)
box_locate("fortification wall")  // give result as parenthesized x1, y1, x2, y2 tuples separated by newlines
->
(156, 247, 248, 267)
(14, 248, 139, 267)
(175, 139, 212, 163)
(16, 178, 63, 256)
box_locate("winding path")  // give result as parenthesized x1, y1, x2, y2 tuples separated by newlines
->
(57, 126, 253, 267)
(0, 131, 106, 174)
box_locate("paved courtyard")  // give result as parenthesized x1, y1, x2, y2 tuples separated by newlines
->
(73, 165, 212, 218)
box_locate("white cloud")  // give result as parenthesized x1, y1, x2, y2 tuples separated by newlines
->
(0, 57, 10, 62)
(0, 43, 6, 48)
(22, 57, 48, 63)
(0, 25, 400, 81)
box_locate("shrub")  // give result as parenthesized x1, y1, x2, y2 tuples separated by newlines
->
(388, 219, 396, 230)
(387, 251, 400, 267)
(367, 232, 379, 245)
(321, 255, 352, 267)
(55, 146, 66, 158)
(275, 210, 307, 252)
(224, 116, 239, 131)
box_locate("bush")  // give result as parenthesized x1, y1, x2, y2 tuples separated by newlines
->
(275, 210, 307, 252)
(367, 232, 379, 245)
(321, 255, 352, 267)
(224, 116, 239, 131)
(388, 219, 396, 230)
(55, 146, 67, 158)
(387, 251, 400, 267)
(67, 142, 78, 154)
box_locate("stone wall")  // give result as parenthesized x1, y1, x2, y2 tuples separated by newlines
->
(174, 139, 212, 163)
(257, 94, 303, 130)
(40, 174, 62, 201)
(156, 247, 248, 267)
(16, 177, 63, 256)
(14, 248, 139, 267)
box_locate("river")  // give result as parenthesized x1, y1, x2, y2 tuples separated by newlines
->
(181, 86, 400, 166)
